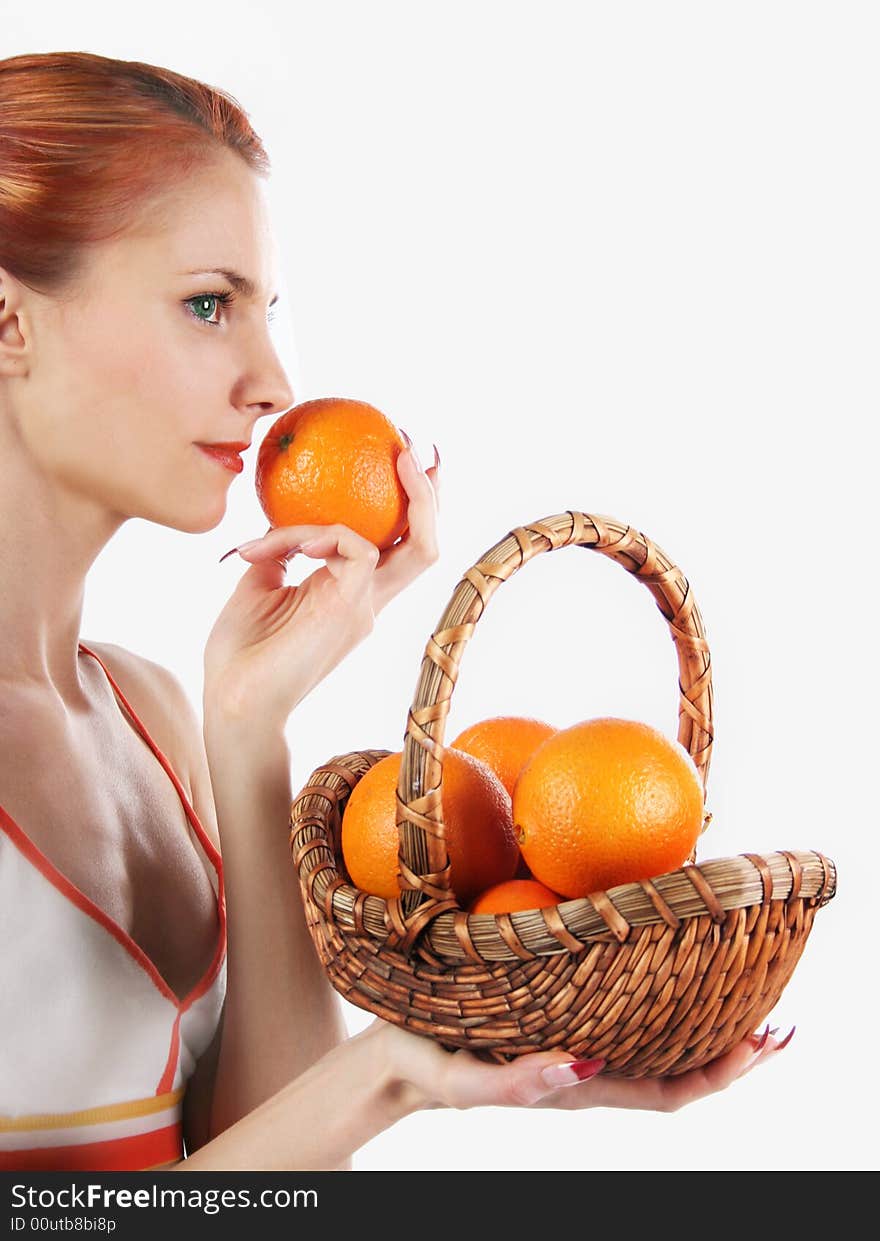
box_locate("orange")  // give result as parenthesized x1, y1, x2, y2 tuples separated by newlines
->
(341, 749, 520, 906)
(469, 878, 563, 914)
(450, 715, 558, 882)
(450, 715, 558, 799)
(255, 397, 409, 551)
(512, 717, 704, 898)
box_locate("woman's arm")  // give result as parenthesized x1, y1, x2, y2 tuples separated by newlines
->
(173, 1021, 421, 1171)
(142, 663, 353, 1164)
(195, 448, 440, 1147)
(193, 707, 349, 1141)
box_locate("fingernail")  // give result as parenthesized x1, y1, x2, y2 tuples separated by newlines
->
(236, 538, 262, 554)
(748, 1024, 771, 1054)
(218, 546, 240, 563)
(432, 443, 441, 469)
(539, 1059, 605, 1088)
(775, 1025, 796, 1051)
(397, 427, 425, 472)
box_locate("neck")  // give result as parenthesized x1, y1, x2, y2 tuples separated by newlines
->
(0, 430, 126, 701)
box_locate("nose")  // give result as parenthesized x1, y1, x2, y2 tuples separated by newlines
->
(236, 329, 296, 421)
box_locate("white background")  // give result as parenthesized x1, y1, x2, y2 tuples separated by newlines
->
(3, 1, 876, 1171)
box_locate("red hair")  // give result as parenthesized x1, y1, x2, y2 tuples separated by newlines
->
(0, 50, 270, 295)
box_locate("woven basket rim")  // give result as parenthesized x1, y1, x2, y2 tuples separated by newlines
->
(290, 750, 837, 963)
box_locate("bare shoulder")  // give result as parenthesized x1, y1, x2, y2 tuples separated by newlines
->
(83, 641, 186, 733)
(82, 640, 220, 854)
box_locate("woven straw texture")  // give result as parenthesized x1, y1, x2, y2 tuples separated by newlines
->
(290, 512, 836, 1074)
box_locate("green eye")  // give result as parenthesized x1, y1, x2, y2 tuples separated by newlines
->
(185, 291, 233, 326)
(191, 295, 217, 319)
(184, 290, 277, 327)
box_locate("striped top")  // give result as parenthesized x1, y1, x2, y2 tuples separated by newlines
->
(0, 643, 227, 1171)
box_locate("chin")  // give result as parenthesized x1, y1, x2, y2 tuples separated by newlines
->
(141, 496, 228, 535)
(182, 504, 228, 534)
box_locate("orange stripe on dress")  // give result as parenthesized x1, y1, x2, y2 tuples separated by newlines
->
(0, 1087, 184, 1132)
(157, 1011, 182, 1096)
(0, 1123, 183, 1172)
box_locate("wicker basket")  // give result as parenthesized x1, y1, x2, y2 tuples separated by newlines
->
(289, 511, 836, 1075)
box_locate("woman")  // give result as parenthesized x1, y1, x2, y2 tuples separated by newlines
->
(0, 50, 788, 1173)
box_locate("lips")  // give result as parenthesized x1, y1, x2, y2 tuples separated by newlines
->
(198, 442, 248, 474)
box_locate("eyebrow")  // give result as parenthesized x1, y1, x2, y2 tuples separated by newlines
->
(184, 269, 279, 307)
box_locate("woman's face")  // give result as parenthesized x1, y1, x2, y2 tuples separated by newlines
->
(9, 149, 294, 533)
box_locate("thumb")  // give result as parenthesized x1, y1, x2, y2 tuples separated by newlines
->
(224, 528, 295, 597)
(508, 1053, 607, 1106)
(232, 553, 292, 596)
(444, 1047, 606, 1109)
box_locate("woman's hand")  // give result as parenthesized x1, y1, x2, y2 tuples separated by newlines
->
(204, 443, 440, 727)
(361, 1016, 793, 1113)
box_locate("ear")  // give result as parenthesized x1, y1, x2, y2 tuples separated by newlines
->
(0, 267, 31, 377)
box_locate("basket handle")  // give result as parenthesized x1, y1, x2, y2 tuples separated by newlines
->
(388, 512, 714, 950)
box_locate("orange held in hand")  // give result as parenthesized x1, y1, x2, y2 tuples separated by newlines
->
(255, 397, 409, 551)
(469, 878, 563, 914)
(341, 749, 520, 906)
(513, 717, 705, 898)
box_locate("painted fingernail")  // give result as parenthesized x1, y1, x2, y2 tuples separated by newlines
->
(775, 1025, 796, 1051)
(539, 1059, 605, 1088)
(274, 544, 304, 564)
(397, 427, 425, 471)
(432, 443, 441, 469)
(218, 546, 240, 563)
(236, 538, 261, 554)
(749, 1024, 771, 1054)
